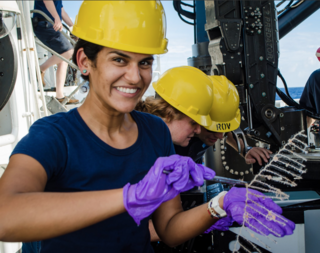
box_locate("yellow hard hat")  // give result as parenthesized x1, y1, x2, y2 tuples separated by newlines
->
(153, 66, 213, 127)
(205, 76, 241, 132)
(72, 1, 168, 55)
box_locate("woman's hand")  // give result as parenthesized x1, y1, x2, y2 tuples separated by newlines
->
(223, 187, 295, 237)
(204, 215, 234, 233)
(123, 155, 215, 225)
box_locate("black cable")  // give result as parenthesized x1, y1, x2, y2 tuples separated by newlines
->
(278, 0, 294, 15)
(276, 87, 320, 120)
(178, 13, 194, 25)
(180, 1, 194, 8)
(277, 69, 293, 100)
(173, 0, 195, 25)
(276, 68, 320, 120)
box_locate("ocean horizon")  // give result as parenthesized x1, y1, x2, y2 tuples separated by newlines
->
(276, 87, 304, 100)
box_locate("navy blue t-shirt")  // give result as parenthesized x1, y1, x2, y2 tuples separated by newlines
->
(34, 0, 63, 21)
(12, 109, 175, 253)
(300, 69, 320, 114)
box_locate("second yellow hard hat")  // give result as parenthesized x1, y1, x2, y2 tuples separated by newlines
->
(153, 66, 214, 127)
(205, 76, 241, 132)
(72, 1, 168, 55)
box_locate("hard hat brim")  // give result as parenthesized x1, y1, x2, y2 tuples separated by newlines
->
(205, 109, 241, 133)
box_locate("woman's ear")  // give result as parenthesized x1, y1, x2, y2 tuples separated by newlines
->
(77, 48, 90, 76)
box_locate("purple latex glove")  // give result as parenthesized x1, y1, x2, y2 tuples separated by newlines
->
(123, 154, 215, 225)
(204, 215, 234, 233)
(223, 187, 295, 237)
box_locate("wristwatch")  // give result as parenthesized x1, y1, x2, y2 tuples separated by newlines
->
(207, 191, 227, 218)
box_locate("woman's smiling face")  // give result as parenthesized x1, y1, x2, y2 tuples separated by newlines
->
(81, 47, 154, 113)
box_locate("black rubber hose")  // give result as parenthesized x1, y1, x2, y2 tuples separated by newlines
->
(276, 87, 320, 120)
(278, 69, 293, 100)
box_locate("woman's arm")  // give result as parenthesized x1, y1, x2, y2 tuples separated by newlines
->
(61, 7, 73, 27)
(0, 154, 125, 242)
(152, 194, 224, 247)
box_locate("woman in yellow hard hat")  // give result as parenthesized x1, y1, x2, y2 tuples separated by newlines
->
(0, 1, 222, 252)
(136, 66, 214, 147)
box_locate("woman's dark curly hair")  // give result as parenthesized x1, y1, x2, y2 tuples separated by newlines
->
(72, 39, 104, 82)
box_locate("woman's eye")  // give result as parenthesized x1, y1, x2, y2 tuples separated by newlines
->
(140, 60, 152, 66)
(114, 58, 125, 63)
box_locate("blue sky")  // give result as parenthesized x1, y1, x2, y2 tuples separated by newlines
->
(63, 1, 320, 90)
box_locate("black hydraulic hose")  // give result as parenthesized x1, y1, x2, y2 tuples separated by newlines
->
(276, 87, 320, 120)
(277, 69, 293, 100)
(173, 0, 195, 25)
(278, 0, 294, 15)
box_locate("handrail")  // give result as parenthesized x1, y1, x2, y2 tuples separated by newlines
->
(35, 38, 79, 70)
(30, 9, 76, 46)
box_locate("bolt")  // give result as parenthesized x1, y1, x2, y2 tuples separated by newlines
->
(262, 92, 266, 97)
(249, 84, 254, 88)
(0, 57, 4, 61)
(231, 56, 234, 59)
(238, 52, 241, 55)
(261, 73, 265, 78)
(221, 232, 224, 236)
(280, 113, 284, 117)
(281, 126, 285, 131)
(258, 30, 261, 34)
(266, 131, 272, 138)
(259, 56, 264, 61)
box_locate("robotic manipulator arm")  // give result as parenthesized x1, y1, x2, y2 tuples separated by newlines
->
(202, 0, 320, 148)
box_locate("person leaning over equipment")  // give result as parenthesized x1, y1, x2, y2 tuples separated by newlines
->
(33, 0, 78, 104)
(0, 2, 294, 252)
(175, 75, 272, 166)
(136, 66, 294, 241)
